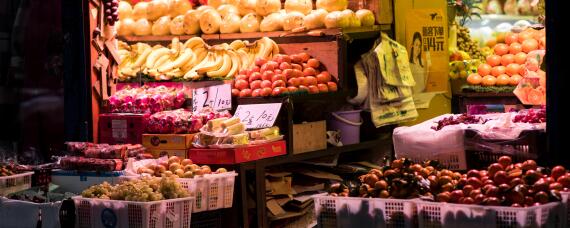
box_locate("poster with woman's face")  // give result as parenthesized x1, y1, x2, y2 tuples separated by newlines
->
(406, 8, 449, 93)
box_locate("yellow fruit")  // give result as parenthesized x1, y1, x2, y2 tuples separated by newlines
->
(459, 71, 468, 78)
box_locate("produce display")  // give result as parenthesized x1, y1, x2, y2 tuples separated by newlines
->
(107, 85, 186, 113)
(59, 157, 124, 172)
(65, 142, 146, 159)
(329, 156, 566, 207)
(0, 165, 17, 177)
(431, 114, 488, 131)
(448, 60, 480, 80)
(193, 117, 282, 147)
(467, 28, 545, 91)
(513, 108, 546, 123)
(484, 0, 541, 16)
(145, 108, 231, 134)
(134, 156, 227, 178)
(231, 52, 338, 97)
(455, 24, 485, 61)
(81, 177, 189, 201)
(116, 0, 377, 37)
(118, 37, 279, 81)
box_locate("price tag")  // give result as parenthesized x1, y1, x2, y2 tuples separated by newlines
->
(192, 84, 232, 112)
(233, 103, 282, 129)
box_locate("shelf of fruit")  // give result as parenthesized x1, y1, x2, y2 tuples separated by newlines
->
(328, 156, 568, 208)
(116, 0, 378, 40)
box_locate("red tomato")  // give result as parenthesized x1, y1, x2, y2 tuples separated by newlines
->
(261, 71, 274, 81)
(298, 53, 310, 62)
(272, 80, 286, 88)
(251, 66, 260, 73)
(255, 57, 267, 67)
(272, 87, 286, 96)
(272, 74, 286, 82)
(303, 67, 317, 76)
(234, 79, 249, 90)
(251, 89, 261, 97)
(292, 69, 304, 78)
(287, 86, 299, 93)
(250, 80, 262, 90)
(327, 82, 338, 92)
(290, 54, 303, 64)
(282, 69, 295, 79)
(298, 85, 309, 92)
(236, 74, 248, 81)
(261, 80, 272, 88)
(274, 69, 282, 75)
(249, 72, 262, 82)
(287, 78, 300, 87)
(267, 61, 279, 69)
(260, 87, 272, 97)
(279, 62, 292, 70)
(307, 85, 319, 94)
(316, 72, 331, 83)
(305, 76, 318, 86)
(298, 77, 306, 86)
(231, 89, 240, 97)
(238, 69, 249, 76)
(239, 89, 252, 97)
(274, 55, 291, 64)
(260, 63, 275, 72)
(317, 83, 329, 93)
(307, 58, 320, 68)
(291, 64, 303, 71)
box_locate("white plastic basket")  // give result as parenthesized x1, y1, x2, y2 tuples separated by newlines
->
(120, 171, 237, 212)
(0, 172, 33, 196)
(0, 197, 63, 228)
(415, 199, 566, 228)
(560, 191, 570, 227)
(73, 196, 194, 228)
(402, 152, 467, 171)
(313, 194, 417, 228)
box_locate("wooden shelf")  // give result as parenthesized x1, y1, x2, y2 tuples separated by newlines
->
(118, 26, 385, 43)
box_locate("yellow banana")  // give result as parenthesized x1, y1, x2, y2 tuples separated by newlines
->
(159, 49, 193, 72)
(270, 38, 279, 57)
(183, 37, 206, 50)
(165, 68, 185, 78)
(146, 48, 170, 69)
(259, 37, 273, 59)
(252, 41, 265, 60)
(152, 55, 171, 69)
(207, 51, 232, 78)
(132, 48, 152, 68)
(184, 52, 213, 80)
(226, 50, 240, 79)
(236, 49, 250, 70)
(197, 50, 224, 74)
(229, 40, 245, 50)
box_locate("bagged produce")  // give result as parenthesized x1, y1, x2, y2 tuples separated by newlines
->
(108, 86, 186, 114)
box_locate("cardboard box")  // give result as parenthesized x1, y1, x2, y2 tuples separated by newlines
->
(292, 121, 327, 154)
(148, 149, 188, 159)
(99, 113, 148, 144)
(188, 140, 287, 164)
(142, 134, 195, 150)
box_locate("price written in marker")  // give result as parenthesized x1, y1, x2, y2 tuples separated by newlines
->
(192, 84, 232, 112)
(234, 103, 282, 129)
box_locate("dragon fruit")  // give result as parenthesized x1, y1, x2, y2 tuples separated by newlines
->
(107, 86, 187, 114)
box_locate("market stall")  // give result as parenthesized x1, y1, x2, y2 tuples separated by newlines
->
(0, 0, 559, 227)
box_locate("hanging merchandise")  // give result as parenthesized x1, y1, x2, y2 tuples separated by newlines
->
(350, 33, 418, 128)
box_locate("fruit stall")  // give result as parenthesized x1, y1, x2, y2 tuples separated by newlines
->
(0, 0, 564, 227)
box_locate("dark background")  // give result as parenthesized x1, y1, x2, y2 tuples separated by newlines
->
(0, 0, 91, 164)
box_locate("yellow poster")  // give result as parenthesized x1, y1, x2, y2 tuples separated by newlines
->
(405, 9, 449, 93)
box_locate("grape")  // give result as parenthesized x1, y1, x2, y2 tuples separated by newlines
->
(81, 177, 189, 201)
(513, 108, 546, 123)
(431, 114, 487, 131)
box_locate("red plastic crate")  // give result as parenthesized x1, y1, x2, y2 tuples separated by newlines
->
(98, 113, 148, 144)
(188, 141, 287, 164)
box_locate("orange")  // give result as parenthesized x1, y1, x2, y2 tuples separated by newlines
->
(482, 75, 497, 86)
(486, 38, 497, 48)
(527, 89, 543, 104)
(467, 73, 483, 85)
(505, 33, 519, 45)
(501, 54, 515, 66)
(509, 43, 523, 54)
(478, 63, 492, 76)
(514, 52, 527, 64)
(496, 74, 510, 86)
(496, 32, 506, 44)
(505, 63, 521, 76)
(494, 44, 509, 56)
(491, 66, 506, 77)
(522, 39, 539, 53)
(509, 74, 522, 86)
(487, 55, 502, 67)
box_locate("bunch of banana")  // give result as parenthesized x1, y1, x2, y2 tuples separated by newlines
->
(117, 36, 279, 81)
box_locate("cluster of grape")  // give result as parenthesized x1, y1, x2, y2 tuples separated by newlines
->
(103, 0, 119, 26)
(432, 114, 487, 131)
(82, 177, 189, 202)
(513, 108, 546, 123)
(457, 25, 484, 61)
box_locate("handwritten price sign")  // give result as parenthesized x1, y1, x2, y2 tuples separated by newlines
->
(192, 84, 232, 112)
(233, 103, 282, 129)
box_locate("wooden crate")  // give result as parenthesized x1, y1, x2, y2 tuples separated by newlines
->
(292, 121, 327, 154)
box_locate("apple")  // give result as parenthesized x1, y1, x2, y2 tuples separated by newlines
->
(307, 85, 319, 94)
(298, 52, 310, 62)
(317, 83, 329, 93)
(272, 87, 286, 96)
(232, 89, 240, 96)
(260, 80, 272, 88)
(255, 57, 267, 67)
(239, 89, 252, 97)
(303, 67, 317, 76)
(272, 80, 286, 88)
(260, 63, 274, 72)
(287, 78, 300, 87)
(249, 72, 262, 82)
(287, 86, 299, 93)
(305, 76, 318, 86)
(279, 62, 292, 70)
(271, 74, 286, 82)
(250, 80, 262, 90)
(251, 89, 261, 97)
(260, 87, 272, 96)
(307, 58, 320, 68)
(291, 63, 303, 71)
(234, 79, 249, 90)
(327, 82, 338, 92)
(261, 71, 274, 81)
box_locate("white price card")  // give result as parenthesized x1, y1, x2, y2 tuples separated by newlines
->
(192, 83, 232, 112)
(233, 103, 283, 129)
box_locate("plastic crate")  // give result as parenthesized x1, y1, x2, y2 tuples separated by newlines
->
(402, 152, 467, 171)
(415, 200, 566, 228)
(313, 194, 417, 228)
(191, 210, 222, 228)
(120, 172, 237, 212)
(560, 191, 570, 227)
(0, 197, 63, 228)
(464, 129, 546, 169)
(73, 196, 194, 228)
(0, 172, 33, 196)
